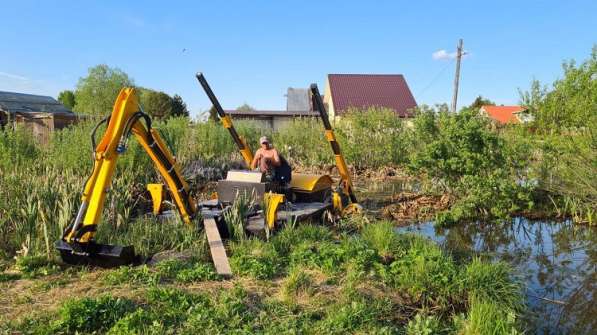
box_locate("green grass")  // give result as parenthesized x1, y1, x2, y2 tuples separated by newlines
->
(3, 223, 525, 334)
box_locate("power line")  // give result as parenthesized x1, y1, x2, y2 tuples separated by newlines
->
(417, 58, 454, 97)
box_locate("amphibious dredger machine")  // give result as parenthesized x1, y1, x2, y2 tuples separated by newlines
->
(194, 73, 361, 233)
(55, 74, 361, 276)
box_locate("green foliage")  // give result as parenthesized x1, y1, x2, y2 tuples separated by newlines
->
(409, 107, 535, 222)
(378, 234, 459, 308)
(520, 45, 596, 132)
(0, 126, 39, 169)
(462, 258, 522, 309)
(361, 221, 403, 261)
(337, 107, 408, 168)
(281, 268, 314, 299)
(459, 296, 520, 335)
(15, 255, 59, 278)
(236, 103, 256, 112)
(57, 90, 76, 110)
(139, 88, 173, 119)
(171, 94, 189, 118)
(230, 238, 282, 279)
(406, 313, 444, 335)
(74, 64, 134, 117)
(316, 297, 397, 334)
(55, 295, 136, 333)
(103, 259, 218, 286)
(467, 95, 495, 111)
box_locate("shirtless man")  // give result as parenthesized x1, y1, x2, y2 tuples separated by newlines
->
(250, 136, 281, 174)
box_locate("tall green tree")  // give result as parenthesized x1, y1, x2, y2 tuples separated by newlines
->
(74, 64, 134, 117)
(520, 45, 596, 132)
(57, 90, 76, 110)
(467, 95, 494, 111)
(170, 94, 189, 118)
(139, 89, 172, 119)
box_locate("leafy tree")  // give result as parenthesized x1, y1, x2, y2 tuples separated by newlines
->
(74, 64, 134, 117)
(236, 103, 255, 113)
(520, 45, 596, 132)
(57, 90, 76, 110)
(170, 94, 189, 118)
(139, 89, 172, 119)
(467, 95, 494, 112)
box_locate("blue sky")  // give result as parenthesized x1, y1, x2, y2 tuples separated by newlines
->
(1, 0, 595, 118)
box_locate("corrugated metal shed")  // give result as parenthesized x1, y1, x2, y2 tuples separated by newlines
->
(0, 91, 78, 144)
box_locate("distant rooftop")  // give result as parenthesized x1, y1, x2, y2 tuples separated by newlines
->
(0, 91, 72, 115)
(327, 74, 417, 117)
(480, 105, 528, 124)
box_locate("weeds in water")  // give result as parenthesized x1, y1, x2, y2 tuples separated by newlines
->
(462, 257, 522, 310)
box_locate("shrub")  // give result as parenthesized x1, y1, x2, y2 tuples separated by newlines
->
(462, 258, 521, 309)
(379, 235, 459, 307)
(459, 297, 520, 335)
(361, 221, 403, 262)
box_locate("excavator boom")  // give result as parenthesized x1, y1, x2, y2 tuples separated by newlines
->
(310, 84, 358, 204)
(56, 88, 197, 267)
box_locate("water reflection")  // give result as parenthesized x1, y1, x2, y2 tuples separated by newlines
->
(397, 219, 596, 334)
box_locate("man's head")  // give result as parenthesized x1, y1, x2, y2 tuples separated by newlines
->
(259, 136, 270, 149)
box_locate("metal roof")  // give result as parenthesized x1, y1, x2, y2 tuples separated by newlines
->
(0, 91, 73, 115)
(327, 74, 417, 117)
(225, 109, 318, 117)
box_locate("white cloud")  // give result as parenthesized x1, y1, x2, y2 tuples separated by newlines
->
(432, 49, 457, 60)
(0, 71, 29, 81)
(432, 49, 470, 61)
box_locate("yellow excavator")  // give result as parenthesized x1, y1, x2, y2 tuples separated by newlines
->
(55, 88, 201, 268)
(56, 74, 361, 273)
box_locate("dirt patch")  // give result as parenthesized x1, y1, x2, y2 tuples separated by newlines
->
(382, 192, 452, 223)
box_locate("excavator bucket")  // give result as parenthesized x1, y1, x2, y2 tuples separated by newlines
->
(55, 240, 137, 268)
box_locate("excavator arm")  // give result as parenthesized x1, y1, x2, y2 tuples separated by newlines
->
(56, 88, 197, 267)
(310, 84, 358, 205)
(195, 73, 254, 168)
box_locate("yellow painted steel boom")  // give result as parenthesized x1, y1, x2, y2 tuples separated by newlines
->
(57, 88, 197, 266)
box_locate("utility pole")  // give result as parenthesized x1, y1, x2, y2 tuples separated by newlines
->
(451, 38, 464, 113)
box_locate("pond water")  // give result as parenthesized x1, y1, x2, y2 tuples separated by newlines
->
(397, 219, 596, 334)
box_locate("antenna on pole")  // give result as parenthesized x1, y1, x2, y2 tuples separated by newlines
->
(451, 38, 464, 113)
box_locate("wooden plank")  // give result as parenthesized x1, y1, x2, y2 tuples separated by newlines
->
(204, 217, 232, 278)
(226, 170, 264, 182)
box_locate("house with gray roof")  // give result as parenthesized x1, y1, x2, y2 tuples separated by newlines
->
(0, 91, 79, 143)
